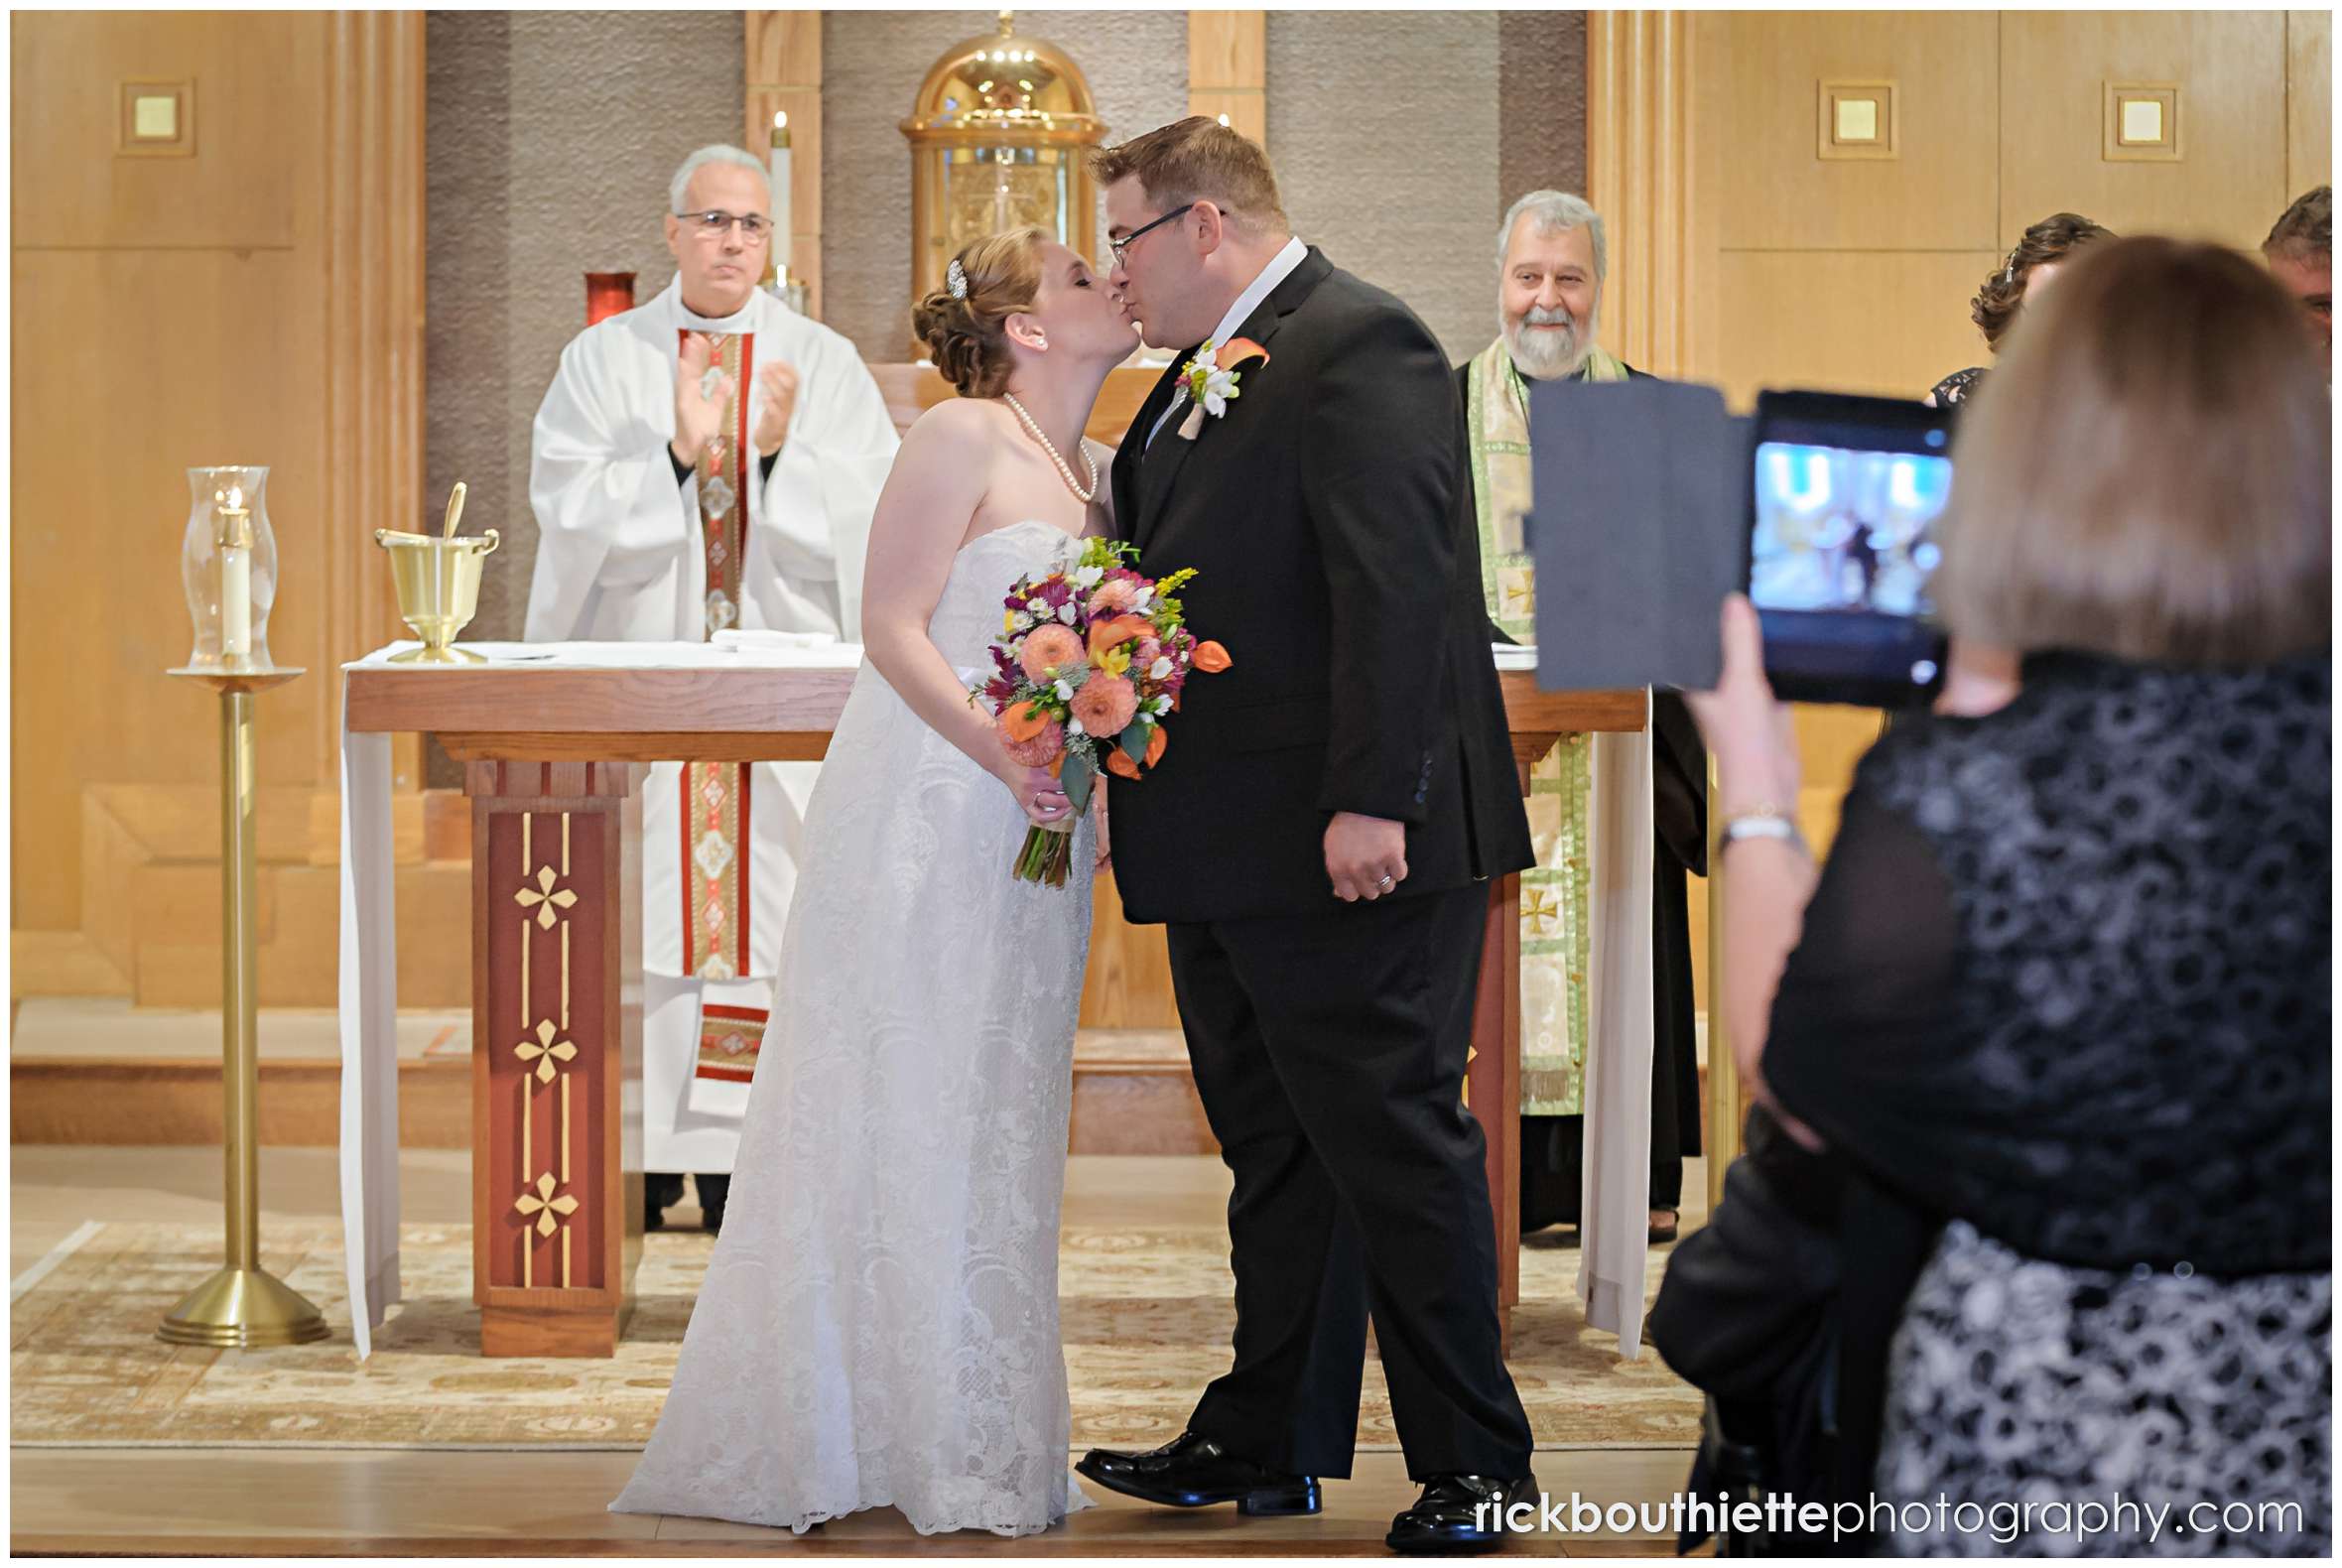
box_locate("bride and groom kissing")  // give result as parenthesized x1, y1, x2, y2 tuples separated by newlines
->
(612, 116, 1542, 1554)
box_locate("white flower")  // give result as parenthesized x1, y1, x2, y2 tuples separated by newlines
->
(1056, 601, 1076, 624)
(1054, 678, 1076, 702)
(1149, 656, 1173, 680)
(1198, 366, 1238, 418)
(1026, 596, 1049, 614)
(1010, 612, 1033, 632)
(1066, 717, 1086, 736)
(1130, 588, 1154, 611)
(1072, 565, 1105, 588)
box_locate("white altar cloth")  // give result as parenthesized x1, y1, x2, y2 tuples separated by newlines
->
(336, 639, 858, 1357)
(335, 640, 1653, 1358)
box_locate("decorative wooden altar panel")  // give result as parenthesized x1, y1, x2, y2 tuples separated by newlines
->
(466, 760, 643, 1358)
(346, 660, 1641, 1354)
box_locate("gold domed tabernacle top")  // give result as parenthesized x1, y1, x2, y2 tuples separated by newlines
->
(902, 11, 1104, 139)
(900, 11, 1107, 349)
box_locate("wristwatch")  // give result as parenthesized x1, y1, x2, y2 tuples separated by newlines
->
(1719, 803, 1807, 853)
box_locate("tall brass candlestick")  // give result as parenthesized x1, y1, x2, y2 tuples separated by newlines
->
(158, 665, 329, 1348)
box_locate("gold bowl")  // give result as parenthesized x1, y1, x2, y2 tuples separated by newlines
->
(375, 527, 500, 664)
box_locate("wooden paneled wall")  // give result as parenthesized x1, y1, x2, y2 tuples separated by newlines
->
(1189, 12, 1267, 146)
(1684, 10, 2328, 407)
(10, 12, 424, 993)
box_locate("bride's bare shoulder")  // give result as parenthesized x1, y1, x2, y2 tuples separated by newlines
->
(905, 396, 1001, 452)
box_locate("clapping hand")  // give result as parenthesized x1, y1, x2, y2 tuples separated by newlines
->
(751, 360, 800, 458)
(671, 332, 734, 469)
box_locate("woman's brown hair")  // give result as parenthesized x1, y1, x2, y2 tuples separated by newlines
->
(1972, 212, 2117, 350)
(1932, 235, 2331, 665)
(909, 227, 1045, 398)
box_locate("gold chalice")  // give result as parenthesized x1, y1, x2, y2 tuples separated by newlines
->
(377, 481, 498, 664)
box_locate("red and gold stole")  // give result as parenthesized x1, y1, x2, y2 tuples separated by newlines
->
(696, 1001, 766, 1084)
(680, 327, 757, 994)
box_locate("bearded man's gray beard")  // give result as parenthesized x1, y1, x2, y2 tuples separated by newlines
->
(1504, 306, 1590, 380)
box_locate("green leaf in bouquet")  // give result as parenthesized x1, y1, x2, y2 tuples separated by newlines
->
(1058, 750, 1096, 815)
(1119, 722, 1152, 769)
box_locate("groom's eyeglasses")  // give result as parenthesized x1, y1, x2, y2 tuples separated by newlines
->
(679, 209, 773, 241)
(1108, 203, 1196, 267)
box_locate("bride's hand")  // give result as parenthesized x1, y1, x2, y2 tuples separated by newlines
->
(1092, 784, 1111, 873)
(996, 761, 1073, 830)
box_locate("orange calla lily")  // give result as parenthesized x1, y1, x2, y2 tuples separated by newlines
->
(1105, 748, 1141, 780)
(1216, 337, 1270, 370)
(1144, 726, 1167, 767)
(1087, 613, 1151, 661)
(1000, 701, 1050, 743)
(1192, 640, 1232, 673)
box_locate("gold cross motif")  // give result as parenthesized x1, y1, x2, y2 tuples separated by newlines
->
(1523, 888, 1561, 935)
(514, 864, 578, 930)
(514, 1172, 580, 1238)
(513, 1019, 578, 1084)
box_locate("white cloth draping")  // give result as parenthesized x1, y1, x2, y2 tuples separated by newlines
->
(335, 638, 859, 1357)
(336, 641, 1653, 1358)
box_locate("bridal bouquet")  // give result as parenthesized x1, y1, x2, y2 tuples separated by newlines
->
(970, 537, 1230, 886)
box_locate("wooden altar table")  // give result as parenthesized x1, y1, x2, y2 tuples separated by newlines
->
(339, 646, 1644, 1357)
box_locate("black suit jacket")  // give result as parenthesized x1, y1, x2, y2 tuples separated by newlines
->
(1106, 248, 1535, 924)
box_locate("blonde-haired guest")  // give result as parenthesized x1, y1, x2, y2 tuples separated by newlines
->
(1685, 236, 2330, 1553)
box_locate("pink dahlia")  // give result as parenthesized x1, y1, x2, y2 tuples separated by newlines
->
(1019, 623, 1083, 681)
(1086, 578, 1139, 616)
(1001, 716, 1065, 768)
(1070, 674, 1138, 737)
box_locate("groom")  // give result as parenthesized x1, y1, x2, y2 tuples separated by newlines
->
(1080, 118, 1538, 1554)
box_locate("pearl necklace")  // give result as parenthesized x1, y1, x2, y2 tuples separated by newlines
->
(1001, 393, 1099, 504)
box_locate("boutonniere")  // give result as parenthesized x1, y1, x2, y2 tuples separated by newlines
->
(1176, 336, 1271, 440)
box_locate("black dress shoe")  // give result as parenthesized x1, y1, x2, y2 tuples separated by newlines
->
(1386, 1473, 1537, 1555)
(644, 1172, 686, 1233)
(1076, 1431, 1321, 1515)
(695, 1173, 730, 1235)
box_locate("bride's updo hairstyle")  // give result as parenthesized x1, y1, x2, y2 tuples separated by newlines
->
(911, 227, 1047, 399)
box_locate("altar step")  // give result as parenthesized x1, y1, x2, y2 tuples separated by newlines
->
(8, 999, 1216, 1155)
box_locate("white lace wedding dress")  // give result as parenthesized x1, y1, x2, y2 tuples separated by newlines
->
(612, 520, 1097, 1536)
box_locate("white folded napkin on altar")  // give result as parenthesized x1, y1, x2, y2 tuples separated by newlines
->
(1492, 642, 1538, 671)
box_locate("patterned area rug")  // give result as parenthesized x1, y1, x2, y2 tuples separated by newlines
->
(10, 1222, 1698, 1450)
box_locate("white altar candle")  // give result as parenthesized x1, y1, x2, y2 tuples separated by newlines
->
(218, 486, 252, 658)
(220, 546, 252, 658)
(769, 111, 793, 278)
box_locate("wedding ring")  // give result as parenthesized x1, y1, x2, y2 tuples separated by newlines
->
(1376, 873, 1395, 889)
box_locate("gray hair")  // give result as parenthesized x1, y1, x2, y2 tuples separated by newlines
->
(669, 145, 771, 214)
(1496, 190, 1606, 286)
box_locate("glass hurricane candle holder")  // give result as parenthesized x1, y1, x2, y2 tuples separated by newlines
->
(181, 465, 280, 673)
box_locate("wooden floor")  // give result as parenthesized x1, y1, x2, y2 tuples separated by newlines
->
(11, 1146, 1701, 1555)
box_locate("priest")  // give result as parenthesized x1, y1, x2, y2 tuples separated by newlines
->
(525, 143, 898, 1233)
(1459, 190, 1707, 1253)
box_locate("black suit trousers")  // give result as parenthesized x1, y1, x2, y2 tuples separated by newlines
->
(1169, 882, 1534, 1481)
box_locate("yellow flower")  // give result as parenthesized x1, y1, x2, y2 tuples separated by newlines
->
(1003, 608, 1017, 637)
(1100, 644, 1132, 678)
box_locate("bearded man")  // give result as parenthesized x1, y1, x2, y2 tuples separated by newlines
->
(1458, 191, 1707, 1258)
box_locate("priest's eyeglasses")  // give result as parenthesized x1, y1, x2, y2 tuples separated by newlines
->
(679, 209, 773, 241)
(1108, 203, 1196, 266)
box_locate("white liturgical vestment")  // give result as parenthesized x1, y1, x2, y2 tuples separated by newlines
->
(525, 276, 897, 1171)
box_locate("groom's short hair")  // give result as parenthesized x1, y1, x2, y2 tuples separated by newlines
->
(1090, 116, 1290, 236)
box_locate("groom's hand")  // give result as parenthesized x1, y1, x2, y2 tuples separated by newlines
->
(1325, 812, 1408, 902)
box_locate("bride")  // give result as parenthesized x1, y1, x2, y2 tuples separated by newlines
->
(611, 227, 1137, 1535)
